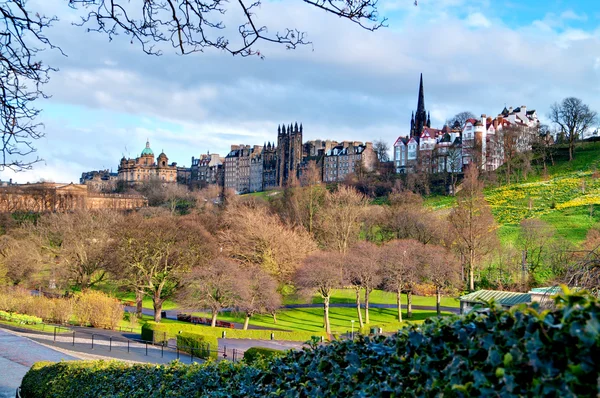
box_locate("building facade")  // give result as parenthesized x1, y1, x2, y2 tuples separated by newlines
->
(80, 170, 118, 192)
(191, 153, 223, 188)
(118, 140, 178, 185)
(276, 123, 303, 187)
(323, 141, 377, 183)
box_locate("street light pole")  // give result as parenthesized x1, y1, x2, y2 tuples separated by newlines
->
(351, 320, 355, 340)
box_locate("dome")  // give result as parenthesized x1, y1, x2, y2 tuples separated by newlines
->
(141, 139, 154, 156)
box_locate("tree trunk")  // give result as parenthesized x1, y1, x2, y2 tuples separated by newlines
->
(243, 315, 250, 330)
(324, 296, 331, 335)
(407, 291, 413, 318)
(355, 288, 364, 328)
(153, 293, 164, 323)
(211, 310, 218, 327)
(436, 286, 441, 317)
(272, 312, 277, 324)
(469, 250, 475, 291)
(135, 290, 143, 318)
(396, 288, 402, 322)
(364, 288, 370, 324)
(569, 140, 574, 161)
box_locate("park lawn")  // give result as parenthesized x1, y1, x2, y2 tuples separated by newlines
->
(0, 319, 71, 334)
(115, 291, 178, 311)
(192, 306, 450, 334)
(284, 289, 460, 308)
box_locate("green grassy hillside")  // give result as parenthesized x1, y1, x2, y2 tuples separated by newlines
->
(428, 141, 600, 245)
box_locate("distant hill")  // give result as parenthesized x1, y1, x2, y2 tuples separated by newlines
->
(427, 141, 600, 246)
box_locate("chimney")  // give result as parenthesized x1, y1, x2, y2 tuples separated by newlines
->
(365, 142, 373, 149)
(231, 145, 240, 151)
(508, 106, 513, 113)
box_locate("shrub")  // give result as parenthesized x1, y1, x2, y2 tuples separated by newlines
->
(74, 291, 123, 329)
(51, 298, 73, 325)
(243, 347, 284, 365)
(176, 332, 218, 360)
(21, 289, 600, 397)
(141, 321, 326, 344)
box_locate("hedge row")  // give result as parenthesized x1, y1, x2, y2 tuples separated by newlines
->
(176, 332, 218, 360)
(21, 289, 600, 397)
(141, 321, 326, 343)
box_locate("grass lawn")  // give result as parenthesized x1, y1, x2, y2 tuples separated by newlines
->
(284, 289, 460, 308)
(0, 319, 71, 334)
(192, 306, 447, 334)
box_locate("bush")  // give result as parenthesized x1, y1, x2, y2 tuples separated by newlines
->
(74, 291, 123, 329)
(243, 347, 284, 365)
(176, 332, 218, 360)
(51, 298, 73, 325)
(21, 289, 600, 397)
(141, 321, 326, 344)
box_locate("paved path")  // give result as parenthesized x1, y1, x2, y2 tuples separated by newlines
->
(0, 328, 77, 398)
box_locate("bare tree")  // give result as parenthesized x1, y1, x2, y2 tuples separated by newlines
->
(113, 213, 217, 322)
(295, 251, 343, 334)
(532, 124, 556, 174)
(502, 125, 521, 184)
(373, 139, 390, 163)
(446, 111, 476, 129)
(178, 257, 244, 327)
(379, 239, 423, 322)
(448, 166, 498, 291)
(220, 203, 317, 283)
(0, 0, 62, 171)
(421, 245, 460, 316)
(549, 97, 598, 161)
(237, 266, 281, 330)
(519, 218, 555, 287)
(316, 186, 368, 253)
(344, 242, 382, 326)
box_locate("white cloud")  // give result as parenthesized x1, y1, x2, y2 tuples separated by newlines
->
(465, 12, 491, 28)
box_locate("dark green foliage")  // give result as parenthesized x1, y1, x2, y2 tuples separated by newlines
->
(243, 347, 284, 365)
(21, 290, 600, 397)
(177, 332, 218, 359)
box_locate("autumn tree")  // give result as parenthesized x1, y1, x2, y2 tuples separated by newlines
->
(220, 203, 317, 283)
(448, 166, 498, 291)
(178, 257, 244, 327)
(549, 97, 598, 161)
(421, 245, 460, 316)
(32, 210, 123, 290)
(344, 242, 382, 326)
(0, 234, 43, 286)
(382, 191, 446, 245)
(379, 239, 423, 321)
(316, 186, 368, 253)
(238, 266, 281, 330)
(295, 251, 343, 334)
(112, 213, 216, 322)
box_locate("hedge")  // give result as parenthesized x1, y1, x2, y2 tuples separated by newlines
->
(243, 347, 285, 365)
(141, 321, 326, 344)
(21, 289, 600, 397)
(176, 332, 218, 360)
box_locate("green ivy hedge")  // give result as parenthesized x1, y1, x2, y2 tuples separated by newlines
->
(141, 321, 325, 344)
(21, 289, 600, 397)
(176, 332, 218, 360)
(243, 347, 285, 365)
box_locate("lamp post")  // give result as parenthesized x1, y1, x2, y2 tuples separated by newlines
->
(351, 320, 355, 340)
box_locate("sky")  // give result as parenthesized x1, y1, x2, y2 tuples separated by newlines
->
(3, 0, 600, 183)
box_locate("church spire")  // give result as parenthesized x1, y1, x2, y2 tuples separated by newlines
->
(427, 111, 431, 128)
(414, 73, 427, 137)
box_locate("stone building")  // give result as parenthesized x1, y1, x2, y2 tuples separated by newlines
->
(276, 123, 303, 187)
(249, 151, 263, 192)
(191, 153, 223, 188)
(323, 141, 377, 183)
(262, 142, 277, 190)
(80, 170, 118, 192)
(0, 183, 147, 213)
(118, 140, 178, 185)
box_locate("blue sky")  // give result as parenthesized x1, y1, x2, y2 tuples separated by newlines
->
(3, 0, 600, 183)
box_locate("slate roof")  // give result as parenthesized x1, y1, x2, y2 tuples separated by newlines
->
(460, 290, 531, 306)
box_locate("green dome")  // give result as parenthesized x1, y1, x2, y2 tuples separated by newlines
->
(141, 140, 154, 156)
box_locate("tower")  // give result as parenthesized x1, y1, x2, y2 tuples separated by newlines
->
(411, 74, 428, 137)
